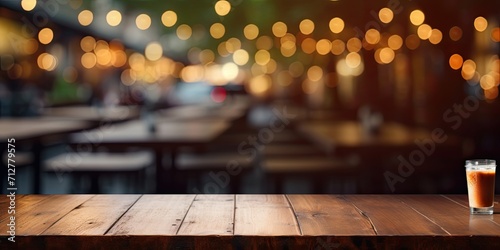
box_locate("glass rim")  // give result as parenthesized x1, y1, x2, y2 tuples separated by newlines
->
(465, 159, 496, 167)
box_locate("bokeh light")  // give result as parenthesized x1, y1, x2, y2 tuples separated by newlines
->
(244, 24, 259, 40)
(161, 10, 177, 27)
(379, 8, 394, 24)
(78, 10, 93, 26)
(38, 28, 53, 45)
(106, 10, 122, 27)
(410, 10, 425, 26)
(136, 14, 152, 30)
(329, 17, 344, 34)
(449, 54, 463, 70)
(474, 16, 488, 32)
(299, 19, 315, 35)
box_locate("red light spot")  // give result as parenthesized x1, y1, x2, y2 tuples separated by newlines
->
(210, 87, 226, 103)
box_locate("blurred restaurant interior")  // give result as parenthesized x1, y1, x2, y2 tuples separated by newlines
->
(0, 0, 499, 195)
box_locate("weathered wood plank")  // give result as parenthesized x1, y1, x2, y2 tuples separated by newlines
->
(5, 195, 94, 236)
(400, 195, 500, 235)
(177, 195, 235, 235)
(42, 195, 139, 235)
(287, 195, 375, 235)
(107, 195, 195, 235)
(0, 194, 24, 224)
(345, 195, 449, 235)
(6, 235, 500, 250)
(234, 195, 300, 236)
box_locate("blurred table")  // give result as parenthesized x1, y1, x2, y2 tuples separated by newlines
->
(2, 194, 499, 249)
(155, 103, 247, 122)
(42, 105, 140, 124)
(69, 119, 230, 193)
(0, 118, 93, 193)
(297, 121, 463, 192)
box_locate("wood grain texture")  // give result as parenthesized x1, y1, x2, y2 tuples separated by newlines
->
(287, 195, 375, 235)
(41, 195, 139, 235)
(107, 195, 195, 235)
(10, 195, 93, 236)
(234, 195, 300, 236)
(177, 195, 235, 235)
(399, 195, 500, 235)
(0, 194, 23, 225)
(345, 195, 449, 235)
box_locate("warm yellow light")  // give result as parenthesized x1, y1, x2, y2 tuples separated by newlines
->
(485, 87, 499, 100)
(233, 49, 249, 65)
(106, 10, 122, 27)
(181, 65, 204, 83)
(346, 52, 361, 68)
(222, 62, 239, 81)
(96, 49, 112, 66)
(199, 49, 215, 64)
(218, 42, 229, 57)
(474, 16, 488, 32)
(417, 24, 432, 40)
(280, 34, 296, 50)
(111, 50, 127, 68)
(299, 19, 315, 35)
(215, 0, 231, 16)
(255, 50, 271, 65)
(316, 39, 332, 55)
(136, 14, 151, 30)
(161, 10, 177, 27)
(331, 39, 345, 55)
(405, 34, 420, 50)
(449, 54, 463, 70)
(491, 28, 500, 42)
(329, 17, 344, 34)
(226, 37, 241, 53)
(378, 8, 394, 24)
(449, 26, 463, 41)
(78, 10, 93, 26)
(480, 74, 495, 90)
(388, 35, 403, 50)
(365, 29, 380, 44)
(307, 66, 323, 82)
(177, 24, 192, 40)
(38, 28, 53, 45)
(244, 24, 259, 40)
(301, 38, 316, 54)
(272, 21, 287, 37)
(24, 38, 38, 55)
(410, 10, 425, 26)
(94, 40, 109, 53)
(210, 23, 225, 39)
(462, 59, 476, 79)
(145, 42, 163, 61)
(129, 53, 145, 71)
(21, 0, 36, 11)
(429, 29, 443, 44)
(37, 53, 57, 71)
(256, 36, 273, 50)
(379, 48, 395, 64)
(81, 52, 97, 69)
(346, 37, 362, 52)
(248, 74, 271, 96)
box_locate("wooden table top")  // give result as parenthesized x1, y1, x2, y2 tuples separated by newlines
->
(1, 195, 499, 249)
